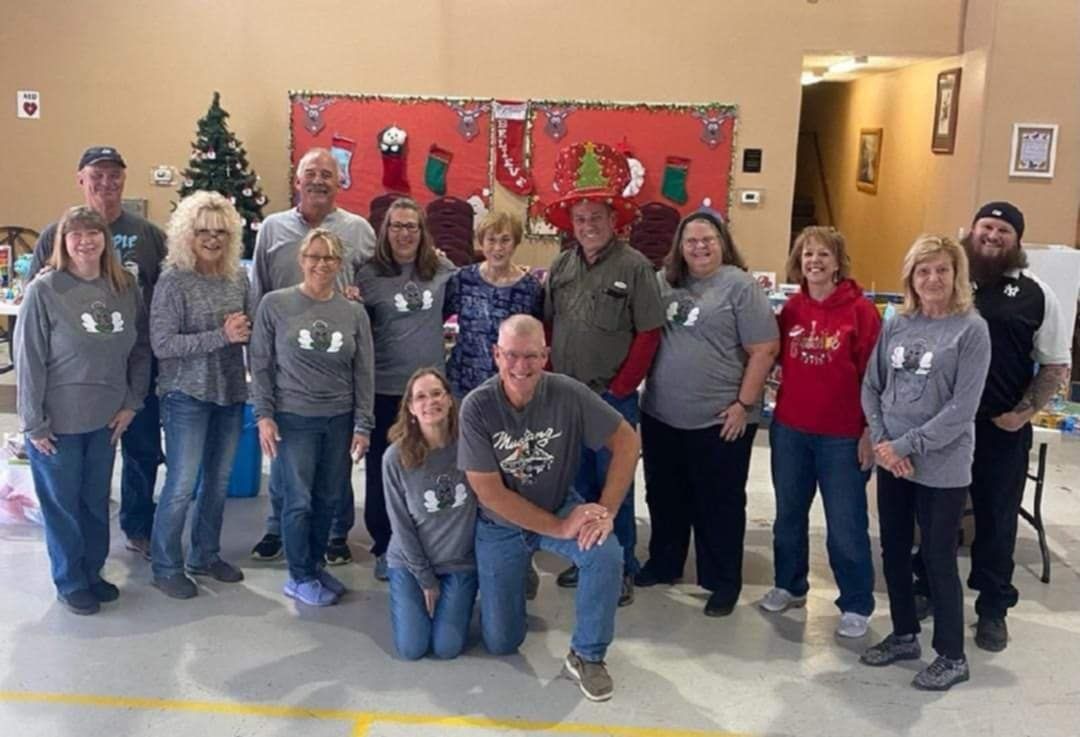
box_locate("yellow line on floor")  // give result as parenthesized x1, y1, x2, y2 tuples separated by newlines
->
(0, 689, 749, 737)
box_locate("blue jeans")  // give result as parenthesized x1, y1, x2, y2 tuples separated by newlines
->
(150, 393, 243, 578)
(119, 370, 162, 541)
(265, 443, 356, 541)
(575, 390, 639, 575)
(275, 412, 352, 582)
(26, 427, 116, 595)
(475, 493, 623, 662)
(769, 421, 874, 616)
(388, 567, 478, 660)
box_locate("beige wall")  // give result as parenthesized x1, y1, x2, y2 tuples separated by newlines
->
(797, 0, 1079, 292)
(1, 0, 965, 274)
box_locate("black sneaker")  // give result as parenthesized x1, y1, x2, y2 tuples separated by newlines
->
(153, 573, 198, 600)
(525, 560, 540, 601)
(914, 594, 933, 622)
(325, 538, 353, 566)
(860, 633, 921, 666)
(913, 655, 970, 691)
(58, 589, 100, 615)
(975, 616, 1008, 652)
(618, 575, 634, 607)
(704, 592, 736, 617)
(250, 533, 284, 561)
(187, 559, 245, 583)
(556, 564, 579, 588)
(89, 579, 120, 603)
(633, 566, 677, 588)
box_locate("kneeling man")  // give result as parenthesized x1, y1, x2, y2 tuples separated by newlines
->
(459, 315, 639, 702)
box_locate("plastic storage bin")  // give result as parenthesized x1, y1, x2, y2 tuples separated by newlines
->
(227, 404, 262, 498)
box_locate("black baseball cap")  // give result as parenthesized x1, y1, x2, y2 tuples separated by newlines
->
(78, 146, 126, 170)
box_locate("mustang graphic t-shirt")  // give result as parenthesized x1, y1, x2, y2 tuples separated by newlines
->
(459, 372, 622, 526)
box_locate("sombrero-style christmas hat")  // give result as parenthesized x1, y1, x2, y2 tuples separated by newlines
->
(544, 141, 640, 232)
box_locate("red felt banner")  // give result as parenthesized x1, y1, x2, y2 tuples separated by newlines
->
(289, 93, 492, 220)
(526, 101, 736, 236)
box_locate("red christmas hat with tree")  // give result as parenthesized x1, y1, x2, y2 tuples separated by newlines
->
(544, 141, 640, 232)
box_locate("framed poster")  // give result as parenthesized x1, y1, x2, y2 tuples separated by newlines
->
(856, 128, 883, 194)
(1009, 123, 1058, 178)
(932, 68, 961, 154)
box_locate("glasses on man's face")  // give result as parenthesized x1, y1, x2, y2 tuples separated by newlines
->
(388, 222, 420, 234)
(302, 254, 342, 265)
(497, 346, 545, 363)
(195, 229, 230, 241)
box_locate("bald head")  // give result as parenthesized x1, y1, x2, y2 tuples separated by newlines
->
(499, 314, 546, 346)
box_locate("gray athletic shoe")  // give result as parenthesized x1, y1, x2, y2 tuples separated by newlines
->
(565, 650, 614, 702)
(526, 560, 540, 601)
(153, 573, 198, 600)
(912, 655, 970, 691)
(860, 633, 921, 666)
(187, 559, 244, 583)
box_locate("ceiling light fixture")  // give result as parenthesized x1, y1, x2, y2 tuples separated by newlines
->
(827, 55, 869, 75)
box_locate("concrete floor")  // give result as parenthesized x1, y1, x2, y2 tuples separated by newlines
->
(1, 365, 1079, 736)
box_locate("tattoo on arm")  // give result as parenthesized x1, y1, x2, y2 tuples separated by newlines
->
(1013, 365, 1070, 414)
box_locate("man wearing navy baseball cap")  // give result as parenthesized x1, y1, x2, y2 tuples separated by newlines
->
(29, 146, 168, 564)
(914, 201, 1071, 652)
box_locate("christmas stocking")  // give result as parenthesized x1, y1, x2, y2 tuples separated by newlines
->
(425, 144, 453, 196)
(493, 100, 534, 195)
(661, 156, 690, 205)
(378, 125, 410, 193)
(331, 134, 355, 189)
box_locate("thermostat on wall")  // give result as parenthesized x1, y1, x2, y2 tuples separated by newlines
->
(740, 189, 764, 205)
(151, 165, 175, 186)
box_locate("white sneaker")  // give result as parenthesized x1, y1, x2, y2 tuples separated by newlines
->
(837, 611, 870, 638)
(759, 587, 807, 613)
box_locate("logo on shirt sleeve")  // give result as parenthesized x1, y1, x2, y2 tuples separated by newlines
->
(394, 281, 433, 312)
(299, 320, 344, 352)
(423, 473, 469, 513)
(81, 301, 124, 334)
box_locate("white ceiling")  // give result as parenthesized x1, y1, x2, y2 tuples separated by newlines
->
(802, 54, 933, 82)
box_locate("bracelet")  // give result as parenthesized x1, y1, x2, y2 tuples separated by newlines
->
(735, 398, 753, 411)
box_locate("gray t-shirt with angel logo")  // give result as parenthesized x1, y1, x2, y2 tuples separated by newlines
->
(249, 285, 374, 433)
(458, 373, 622, 527)
(355, 258, 455, 395)
(384, 442, 477, 590)
(642, 266, 779, 429)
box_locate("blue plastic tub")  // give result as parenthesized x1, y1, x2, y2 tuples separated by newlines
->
(226, 404, 262, 498)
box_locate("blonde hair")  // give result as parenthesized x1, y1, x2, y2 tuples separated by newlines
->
(48, 206, 134, 294)
(787, 226, 852, 283)
(899, 234, 974, 316)
(475, 211, 524, 246)
(165, 191, 244, 278)
(299, 228, 345, 260)
(387, 368, 458, 470)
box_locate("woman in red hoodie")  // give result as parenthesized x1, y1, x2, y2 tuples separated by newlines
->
(761, 226, 882, 639)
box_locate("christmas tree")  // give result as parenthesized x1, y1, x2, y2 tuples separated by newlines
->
(177, 92, 268, 258)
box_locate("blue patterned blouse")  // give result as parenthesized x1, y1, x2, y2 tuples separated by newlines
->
(445, 264, 544, 397)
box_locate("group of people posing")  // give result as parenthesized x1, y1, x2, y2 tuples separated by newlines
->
(17, 142, 1069, 702)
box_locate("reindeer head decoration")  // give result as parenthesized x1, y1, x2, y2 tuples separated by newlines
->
(298, 96, 333, 136)
(448, 101, 489, 142)
(691, 108, 733, 149)
(536, 105, 578, 141)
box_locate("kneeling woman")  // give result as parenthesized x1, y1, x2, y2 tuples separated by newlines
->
(860, 234, 990, 691)
(384, 368, 477, 660)
(251, 229, 375, 606)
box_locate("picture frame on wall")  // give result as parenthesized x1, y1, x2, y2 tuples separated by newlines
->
(1009, 123, 1058, 178)
(856, 128, 883, 194)
(932, 68, 962, 154)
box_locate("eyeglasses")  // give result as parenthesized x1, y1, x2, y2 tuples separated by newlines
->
(301, 254, 342, 265)
(683, 237, 719, 249)
(195, 229, 230, 241)
(496, 347, 546, 363)
(412, 388, 448, 402)
(388, 222, 420, 233)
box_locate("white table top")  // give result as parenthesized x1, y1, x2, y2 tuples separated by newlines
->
(0, 302, 19, 316)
